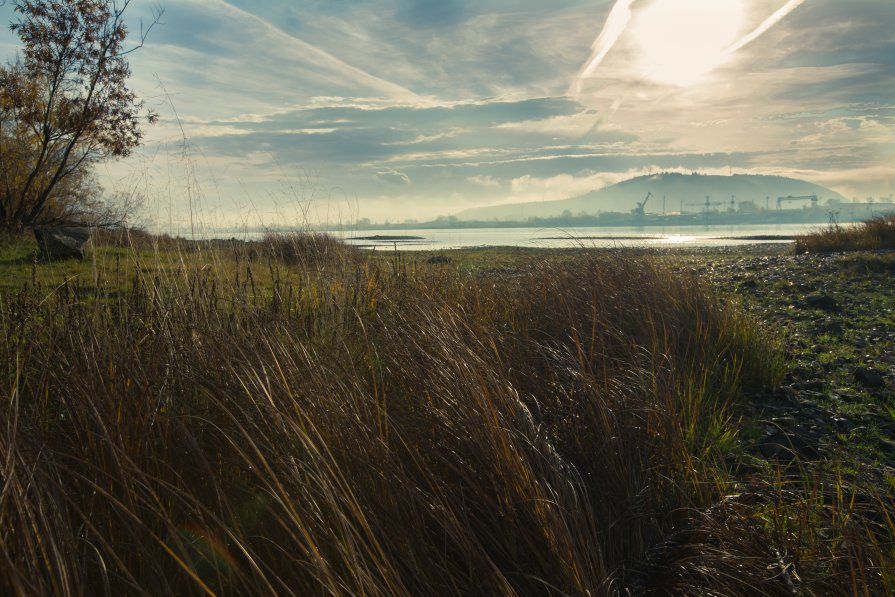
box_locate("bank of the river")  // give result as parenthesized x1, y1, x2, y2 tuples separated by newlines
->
(388, 240, 895, 498)
(672, 247, 895, 488)
(463, 242, 895, 480)
(1, 232, 892, 594)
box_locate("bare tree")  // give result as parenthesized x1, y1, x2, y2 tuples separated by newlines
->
(0, 0, 161, 231)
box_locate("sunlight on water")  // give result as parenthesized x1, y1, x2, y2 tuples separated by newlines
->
(330, 224, 817, 251)
(656, 234, 718, 245)
(188, 224, 822, 250)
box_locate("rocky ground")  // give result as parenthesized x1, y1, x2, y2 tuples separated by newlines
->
(679, 245, 895, 489)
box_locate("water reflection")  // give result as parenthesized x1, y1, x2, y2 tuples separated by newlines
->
(329, 224, 816, 251)
(186, 224, 820, 250)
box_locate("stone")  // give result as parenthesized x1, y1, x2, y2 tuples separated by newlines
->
(833, 417, 857, 433)
(819, 320, 844, 336)
(803, 294, 841, 313)
(758, 430, 818, 461)
(34, 227, 91, 261)
(853, 367, 886, 389)
(793, 379, 825, 392)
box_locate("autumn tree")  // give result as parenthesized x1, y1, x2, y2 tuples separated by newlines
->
(0, 0, 160, 232)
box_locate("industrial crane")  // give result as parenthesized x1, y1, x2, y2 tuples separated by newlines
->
(685, 196, 725, 212)
(633, 192, 652, 218)
(776, 194, 818, 210)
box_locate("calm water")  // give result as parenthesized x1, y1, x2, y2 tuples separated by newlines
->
(194, 223, 824, 250)
(329, 223, 821, 251)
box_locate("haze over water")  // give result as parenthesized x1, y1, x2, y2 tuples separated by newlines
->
(338, 223, 820, 250)
(190, 223, 821, 250)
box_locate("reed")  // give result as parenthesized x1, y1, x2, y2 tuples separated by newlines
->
(795, 213, 895, 252)
(0, 234, 891, 595)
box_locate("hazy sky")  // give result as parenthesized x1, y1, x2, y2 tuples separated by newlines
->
(2, 0, 894, 228)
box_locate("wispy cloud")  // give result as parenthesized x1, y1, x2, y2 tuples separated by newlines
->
(725, 0, 808, 54)
(572, 0, 809, 95)
(1, 0, 891, 225)
(204, 0, 419, 101)
(571, 0, 638, 96)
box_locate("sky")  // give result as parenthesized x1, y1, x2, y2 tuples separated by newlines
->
(1, 0, 894, 229)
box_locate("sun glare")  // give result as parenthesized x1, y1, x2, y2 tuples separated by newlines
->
(632, 0, 744, 86)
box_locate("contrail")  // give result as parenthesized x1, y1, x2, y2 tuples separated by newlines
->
(570, 0, 640, 96)
(206, 0, 420, 101)
(725, 0, 808, 54)
(571, 0, 809, 96)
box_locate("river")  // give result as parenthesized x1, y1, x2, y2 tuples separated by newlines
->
(331, 223, 823, 250)
(189, 222, 826, 250)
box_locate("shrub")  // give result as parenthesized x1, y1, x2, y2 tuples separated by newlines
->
(260, 231, 357, 267)
(795, 213, 895, 252)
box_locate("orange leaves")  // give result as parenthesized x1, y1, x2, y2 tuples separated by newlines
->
(1, 0, 158, 229)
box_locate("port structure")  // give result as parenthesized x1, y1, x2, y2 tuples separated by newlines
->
(777, 194, 818, 210)
(685, 196, 726, 213)
(632, 192, 652, 218)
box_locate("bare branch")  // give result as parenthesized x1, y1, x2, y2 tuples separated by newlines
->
(0, 0, 157, 231)
(115, 5, 164, 58)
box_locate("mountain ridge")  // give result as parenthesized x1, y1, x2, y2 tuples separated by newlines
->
(457, 173, 847, 221)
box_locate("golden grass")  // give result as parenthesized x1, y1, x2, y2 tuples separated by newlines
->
(795, 213, 895, 253)
(0, 234, 891, 595)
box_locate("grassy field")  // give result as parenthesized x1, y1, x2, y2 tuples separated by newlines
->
(1, 231, 893, 595)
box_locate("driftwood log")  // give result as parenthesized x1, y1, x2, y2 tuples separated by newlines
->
(34, 227, 92, 261)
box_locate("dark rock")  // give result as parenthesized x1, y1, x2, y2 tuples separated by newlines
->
(833, 417, 857, 433)
(793, 379, 825, 392)
(819, 320, 844, 336)
(785, 366, 814, 383)
(803, 294, 841, 313)
(34, 227, 91, 261)
(758, 430, 818, 461)
(776, 385, 798, 401)
(853, 367, 886, 389)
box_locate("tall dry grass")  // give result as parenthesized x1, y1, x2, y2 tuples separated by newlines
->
(1, 235, 892, 595)
(795, 213, 895, 252)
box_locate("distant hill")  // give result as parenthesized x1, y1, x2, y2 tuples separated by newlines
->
(456, 173, 847, 221)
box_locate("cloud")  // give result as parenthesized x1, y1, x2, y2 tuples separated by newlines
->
(725, 0, 807, 54)
(572, 0, 817, 95)
(396, 0, 468, 28)
(187, 97, 595, 168)
(122, 0, 422, 132)
(375, 169, 412, 185)
(467, 175, 502, 188)
(509, 172, 623, 203)
(195, 0, 418, 99)
(571, 0, 637, 95)
(3, 0, 892, 226)
(234, 0, 598, 99)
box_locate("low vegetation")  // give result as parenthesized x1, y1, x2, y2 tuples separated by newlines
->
(259, 231, 359, 267)
(1, 233, 893, 595)
(795, 213, 895, 253)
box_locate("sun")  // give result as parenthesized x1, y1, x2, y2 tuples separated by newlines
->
(631, 0, 744, 86)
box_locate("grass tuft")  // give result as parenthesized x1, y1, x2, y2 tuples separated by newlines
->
(795, 213, 895, 253)
(259, 231, 357, 267)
